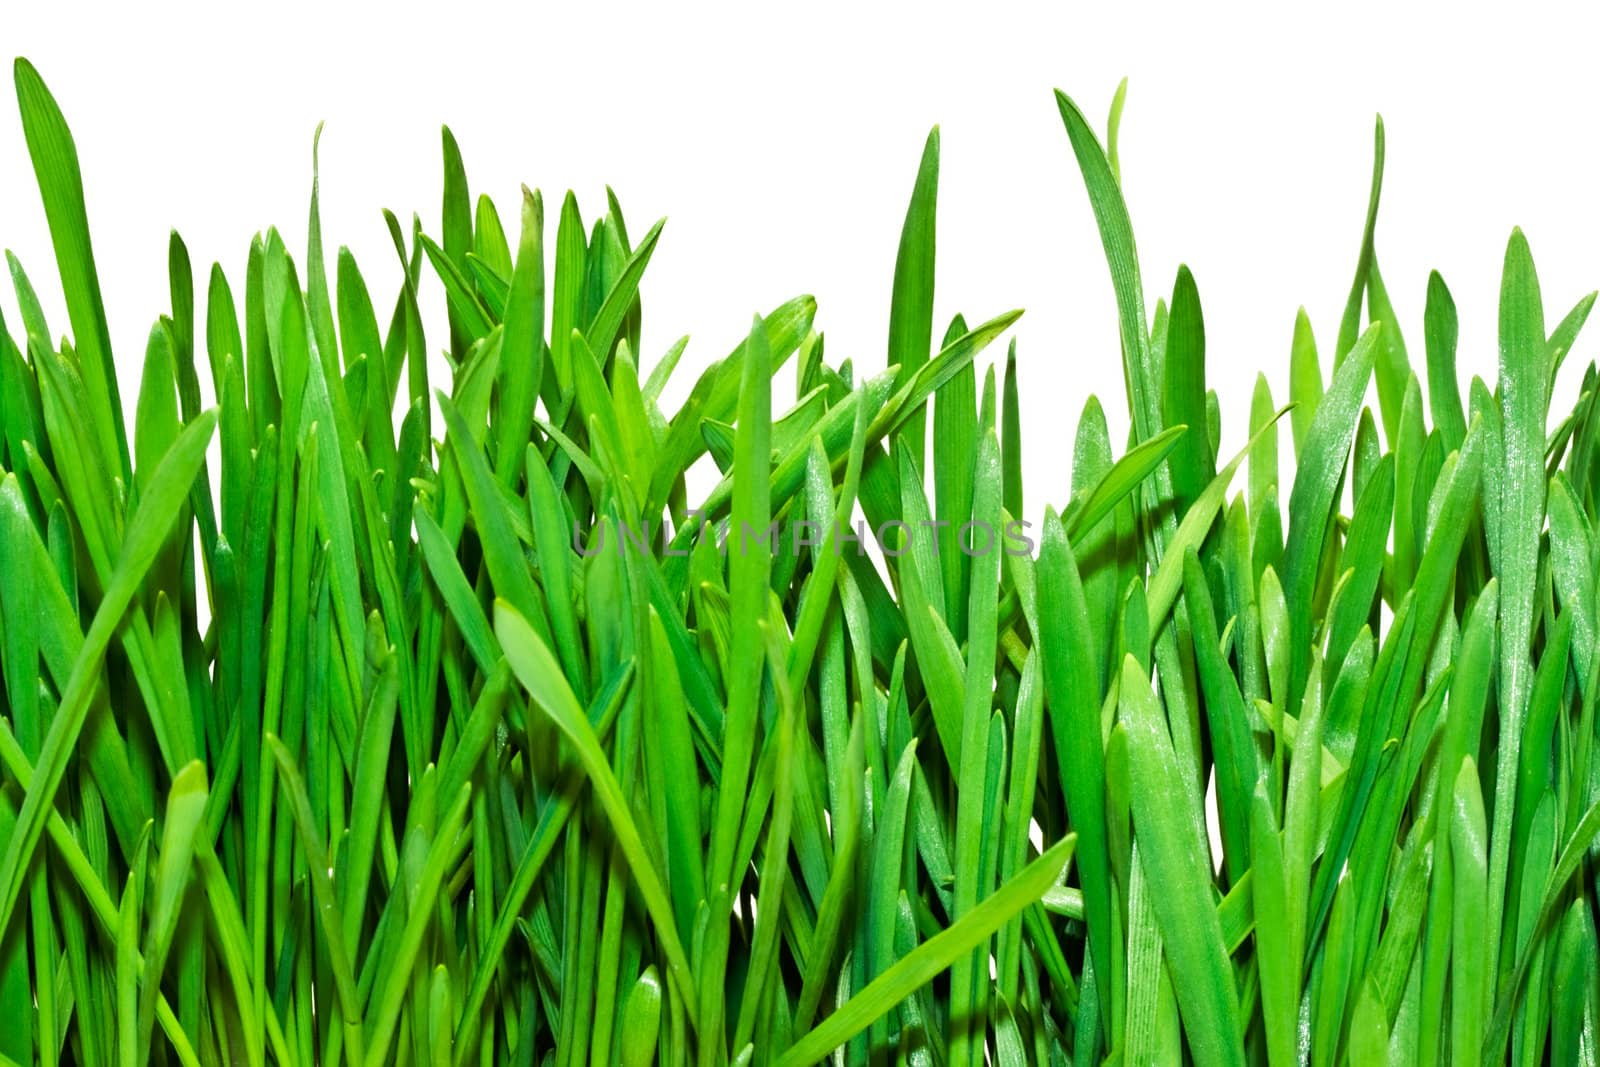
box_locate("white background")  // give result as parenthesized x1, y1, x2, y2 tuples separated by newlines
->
(5, 3, 1600, 528)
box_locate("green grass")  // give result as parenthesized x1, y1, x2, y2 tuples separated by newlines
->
(1, 55, 1598, 1066)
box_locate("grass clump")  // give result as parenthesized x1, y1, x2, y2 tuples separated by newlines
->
(1, 56, 1598, 1066)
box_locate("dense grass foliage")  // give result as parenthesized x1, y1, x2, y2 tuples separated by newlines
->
(0, 56, 1597, 1066)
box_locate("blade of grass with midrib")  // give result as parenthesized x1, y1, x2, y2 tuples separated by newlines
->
(493, 187, 545, 488)
(1282, 322, 1379, 710)
(889, 127, 939, 467)
(14, 59, 129, 483)
(948, 430, 1004, 1067)
(1054, 90, 1161, 466)
(1064, 424, 1184, 541)
(1289, 308, 1324, 455)
(1450, 759, 1490, 1064)
(1146, 406, 1289, 637)
(586, 218, 663, 365)
(1424, 270, 1467, 450)
(1488, 227, 1546, 994)
(933, 313, 976, 641)
(440, 126, 474, 360)
(1119, 655, 1246, 1067)
(1336, 117, 1384, 363)
(1036, 511, 1117, 1036)
(857, 736, 915, 1055)
(731, 630, 800, 1053)
(1182, 548, 1258, 884)
(697, 312, 773, 1064)
(1164, 265, 1213, 513)
(1365, 253, 1412, 445)
(994, 650, 1044, 1008)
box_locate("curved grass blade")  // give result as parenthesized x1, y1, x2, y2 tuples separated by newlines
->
(14, 58, 129, 481)
(494, 599, 697, 1029)
(889, 126, 939, 465)
(0, 409, 215, 938)
(775, 835, 1074, 1067)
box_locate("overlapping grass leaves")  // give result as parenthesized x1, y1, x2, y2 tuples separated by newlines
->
(0, 58, 1595, 1067)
